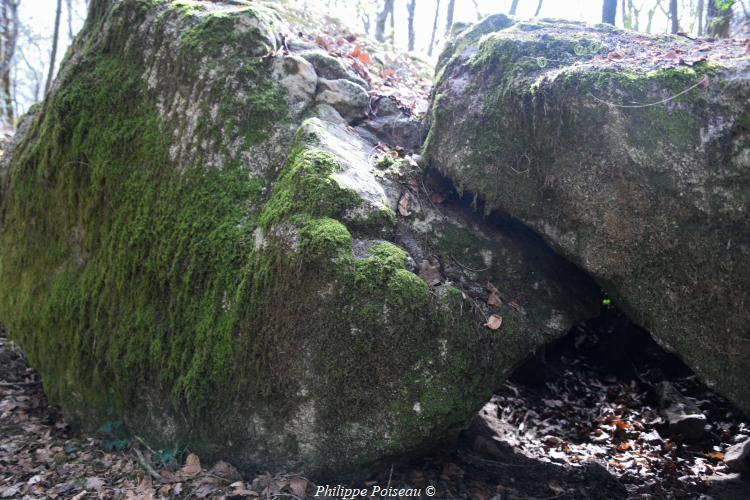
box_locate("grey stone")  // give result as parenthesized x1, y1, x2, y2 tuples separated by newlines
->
(725, 439, 750, 473)
(425, 16, 750, 415)
(300, 49, 369, 89)
(271, 55, 317, 114)
(315, 78, 369, 122)
(656, 382, 706, 442)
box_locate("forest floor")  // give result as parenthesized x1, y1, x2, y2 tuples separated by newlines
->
(2, 322, 750, 500)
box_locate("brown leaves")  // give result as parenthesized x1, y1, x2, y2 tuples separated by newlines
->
(483, 314, 503, 330)
(584, 36, 746, 73)
(398, 191, 411, 216)
(429, 191, 446, 204)
(705, 451, 724, 461)
(180, 453, 201, 477)
(298, 20, 431, 114)
(487, 292, 502, 307)
(616, 441, 632, 452)
(418, 260, 442, 286)
(209, 460, 241, 482)
(349, 45, 372, 65)
(289, 476, 309, 497)
(228, 481, 258, 497)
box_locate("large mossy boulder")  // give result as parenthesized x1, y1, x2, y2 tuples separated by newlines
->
(0, 1, 598, 475)
(425, 16, 750, 414)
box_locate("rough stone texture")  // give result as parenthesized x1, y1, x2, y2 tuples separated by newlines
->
(0, 1, 598, 476)
(315, 77, 369, 122)
(299, 49, 370, 90)
(725, 439, 750, 473)
(425, 15, 750, 415)
(358, 96, 425, 150)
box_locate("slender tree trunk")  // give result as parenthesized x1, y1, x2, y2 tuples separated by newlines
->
(602, 0, 617, 24)
(471, 0, 482, 20)
(66, 0, 74, 40)
(706, 0, 734, 37)
(628, 0, 641, 30)
(534, 0, 544, 16)
(45, 0, 63, 94)
(407, 0, 416, 51)
(509, 0, 520, 15)
(374, 0, 394, 43)
(646, 0, 662, 32)
(428, 0, 442, 56)
(669, 0, 679, 32)
(1, 0, 19, 127)
(697, 0, 705, 35)
(445, 0, 455, 35)
(388, 0, 394, 44)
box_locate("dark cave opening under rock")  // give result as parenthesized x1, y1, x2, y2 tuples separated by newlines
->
(458, 307, 750, 498)
(404, 168, 750, 497)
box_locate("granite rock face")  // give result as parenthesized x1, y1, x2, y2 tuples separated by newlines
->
(425, 15, 750, 414)
(0, 1, 598, 476)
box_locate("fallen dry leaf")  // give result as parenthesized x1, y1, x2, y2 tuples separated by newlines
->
(508, 301, 526, 315)
(289, 476, 308, 497)
(418, 260, 442, 286)
(210, 460, 241, 481)
(484, 314, 503, 330)
(705, 452, 724, 461)
(398, 191, 411, 216)
(350, 45, 372, 65)
(181, 453, 201, 476)
(487, 292, 502, 307)
(607, 51, 623, 60)
(616, 442, 632, 452)
(430, 192, 446, 204)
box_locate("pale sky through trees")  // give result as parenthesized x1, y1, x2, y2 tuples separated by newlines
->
(9, 0, 745, 118)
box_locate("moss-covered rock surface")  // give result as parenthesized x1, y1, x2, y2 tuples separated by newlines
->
(425, 16, 750, 414)
(0, 0, 599, 476)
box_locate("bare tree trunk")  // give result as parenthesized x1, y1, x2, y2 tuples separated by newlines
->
(707, 0, 734, 37)
(374, 0, 394, 43)
(509, 0, 520, 15)
(428, 0, 442, 57)
(669, 0, 679, 32)
(534, 0, 544, 16)
(407, 0, 416, 51)
(444, 0, 455, 35)
(602, 0, 617, 24)
(628, 0, 641, 30)
(1, 0, 19, 127)
(66, 0, 73, 40)
(471, 0, 482, 20)
(388, 0, 394, 44)
(697, 0, 705, 35)
(645, 0, 662, 32)
(45, 0, 63, 94)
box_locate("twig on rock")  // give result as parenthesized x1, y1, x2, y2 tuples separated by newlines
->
(589, 76, 708, 108)
(133, 447, 161, 481)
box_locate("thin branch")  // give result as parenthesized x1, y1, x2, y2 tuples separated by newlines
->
(450, 254, 489, 273)
(589, 76, 708, 108)
(133, 448, 161, 481)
